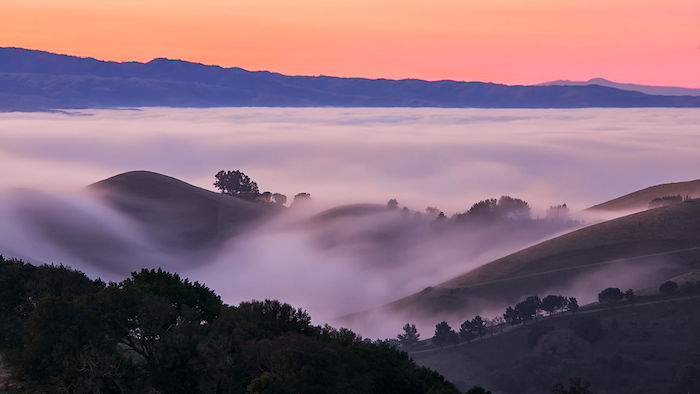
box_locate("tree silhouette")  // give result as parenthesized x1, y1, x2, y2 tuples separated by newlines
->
(598, 288, 624, 303)
(213, 170, 259, 198)
(397, 323, 420, 348)
(503, 306, 519, 325)
(515, 296, 541, 321)
(387, 199, 399, 209)
(541, 295, 566, 315)
(272, 193, 287, 206)
(659, 280, 679, 295)
(433, 321, 458, 347)
(292, 192, 311, 206)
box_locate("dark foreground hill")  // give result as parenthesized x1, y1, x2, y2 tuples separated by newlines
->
(0, 257, 461, 393)
(412, 295, 700, 393)
(3, 47, 700, 110)
(345, 199, 700, 326)
(586, 178, 700, 212)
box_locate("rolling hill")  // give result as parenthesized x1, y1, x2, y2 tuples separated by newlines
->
(88, 171, 270, 250)
(412, 294, 700, 393)
(3, 47, 700, 110)
(2, 171, 272, 274)
(586, 178, 700, 212)
(343, 198, 700, 327)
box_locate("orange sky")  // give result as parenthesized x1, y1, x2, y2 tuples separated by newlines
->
(2, 0, 699, 86)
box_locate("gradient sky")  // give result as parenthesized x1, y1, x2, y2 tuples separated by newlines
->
(2, 0, 700, 86)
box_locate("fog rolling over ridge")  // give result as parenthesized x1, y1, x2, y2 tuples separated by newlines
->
(1, 107, 700, 337)
(0, 173, 581, 334)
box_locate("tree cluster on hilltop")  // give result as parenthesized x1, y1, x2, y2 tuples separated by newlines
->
(0, 256, 461, 394)
(214, 170, 311, 208)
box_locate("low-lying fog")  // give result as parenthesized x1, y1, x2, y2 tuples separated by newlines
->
(1, 107, 699, 337)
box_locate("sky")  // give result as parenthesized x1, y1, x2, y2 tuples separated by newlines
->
(1, 0, 699, 87)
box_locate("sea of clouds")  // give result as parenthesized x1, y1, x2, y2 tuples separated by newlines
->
(1, 107, 699, 337)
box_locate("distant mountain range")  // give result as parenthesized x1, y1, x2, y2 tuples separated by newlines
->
(540, 77, 700, 96)
(2, 47, 700, 111)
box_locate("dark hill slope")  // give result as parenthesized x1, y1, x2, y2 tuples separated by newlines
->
(587, 178, 700, 212)
(353, 199, 700, 323)
(412, 295, 700, 394)
(88, 171, 269, 250)
(3, 47, 700, 110)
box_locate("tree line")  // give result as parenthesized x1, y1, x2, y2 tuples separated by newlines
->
(396, 294, 579, 349)
(0, 256, 462, 394)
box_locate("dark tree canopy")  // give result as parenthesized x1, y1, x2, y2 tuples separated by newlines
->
(0, 257, 462, 394)
(214, 170, 260, 198)
(397, 323, 420, 348)
(387, 198, 399, 209)
(598, 287, 624, 303)
(292, 192, 312, 206)
(541, 295, 567, 315)
(515, 296, 541, 321)
(272, 192, 287, 206)
(659, 280, 679, 295)
(433, 321, 459, 347)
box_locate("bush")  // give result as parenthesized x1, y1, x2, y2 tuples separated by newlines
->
(659, 280, 679, 295)
(598, 287, 624, 303)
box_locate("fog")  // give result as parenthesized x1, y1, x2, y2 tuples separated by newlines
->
(1, 107, 699, 338)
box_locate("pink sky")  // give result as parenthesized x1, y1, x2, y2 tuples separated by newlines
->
(1, 0, 699, 86)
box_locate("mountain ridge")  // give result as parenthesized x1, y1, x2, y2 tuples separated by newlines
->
(3, 47, 700, 110)
(540, 77, 700, 96)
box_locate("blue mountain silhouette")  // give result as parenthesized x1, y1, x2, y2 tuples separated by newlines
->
(2, 47, 700, 111)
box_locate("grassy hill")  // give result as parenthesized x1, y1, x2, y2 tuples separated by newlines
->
(88, 171, 270, 250)
(347, 199, 700, 325)
(412, 295, 700, 393)
(587, 178, 700, 212)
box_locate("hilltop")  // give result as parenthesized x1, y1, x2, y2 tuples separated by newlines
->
(344, 198, 700, 326)
(587, 178, 700, 212)
(3, 47, 700, 110)
(89, 170, 269, 250)
(540, 77, 700, 96)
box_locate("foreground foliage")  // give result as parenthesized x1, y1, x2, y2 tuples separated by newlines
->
(0, 256, 460, 394)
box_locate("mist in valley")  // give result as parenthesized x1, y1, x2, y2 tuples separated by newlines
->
(1, 107, 700, 338)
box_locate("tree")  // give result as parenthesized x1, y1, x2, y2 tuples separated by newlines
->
(471, 316, 487, 339)
(552, 377, 592, 394)
(120, 268, 223, 322)
(213, 170, 259, 198)
(565, 297, 579, 312)
(541, 295, 566, 315)
(624, 289, 636, 302)
(397, 323, 420, 348)
(498, 195, 531, 220)
(387, 199, 399, 209)
(598, 287, 624, 303)
(433, 322, 458, 347)
(659, 280, 679, 295)
(272, 193, 287, 206)
(258, 191, 272, 203)
(292, 192, 312, 207)
(459, 320, 474, 341)
(503, 306, 519, 325)
(515, 296, 541, 322)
